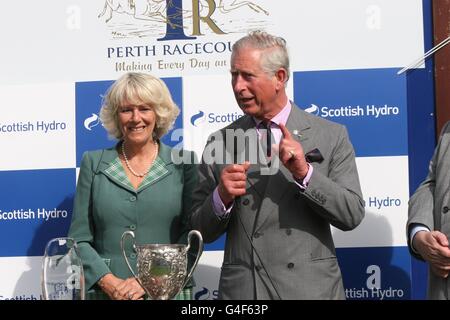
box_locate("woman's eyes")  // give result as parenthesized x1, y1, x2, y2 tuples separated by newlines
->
(120, 106, 152, 113)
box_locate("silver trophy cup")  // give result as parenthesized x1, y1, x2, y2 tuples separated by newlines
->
(121, 230, 203, 300)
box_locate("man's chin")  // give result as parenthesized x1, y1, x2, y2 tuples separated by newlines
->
(126, 134, 151, 145)
(240, 104, 258, 115)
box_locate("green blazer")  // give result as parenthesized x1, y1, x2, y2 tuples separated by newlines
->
(68, 142, 198, 293)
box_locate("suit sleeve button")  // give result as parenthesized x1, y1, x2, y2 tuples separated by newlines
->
(243, 199, 250, 205)
(287, 263, 294, 269)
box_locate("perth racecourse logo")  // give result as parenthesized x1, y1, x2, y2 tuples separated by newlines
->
(100, 1, 271, 73)
(98, 0, 270, 39)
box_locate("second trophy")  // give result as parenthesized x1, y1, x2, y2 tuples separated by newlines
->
(121, 230, 203, 300)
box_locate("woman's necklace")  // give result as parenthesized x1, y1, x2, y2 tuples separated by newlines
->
(121, 140, 158, 178)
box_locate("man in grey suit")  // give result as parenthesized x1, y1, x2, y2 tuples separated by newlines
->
(407, 121, 450, 299)
(191, 31, 365, 299)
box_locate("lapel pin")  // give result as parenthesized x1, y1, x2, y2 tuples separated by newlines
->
(292, 129, 302, 138)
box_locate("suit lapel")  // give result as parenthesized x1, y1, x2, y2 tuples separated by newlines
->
(286, 104, 314, 157)
(226, 115, 255, 161)
(224, 116, 265, 195)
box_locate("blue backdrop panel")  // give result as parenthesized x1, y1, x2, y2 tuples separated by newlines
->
(337, 246, 411, 300)
(204, 234, 226, 251)
(0, 169, 76, 257)
(75, 80, 114, 165)
(293, 68, 407, 157)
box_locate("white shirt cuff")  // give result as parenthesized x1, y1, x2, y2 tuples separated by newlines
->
(212, 187, 233, 219)
(294, 163, 313, 190)
(410, 224, 430, 253)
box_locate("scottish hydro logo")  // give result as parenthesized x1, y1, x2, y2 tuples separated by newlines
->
(301, 102, 406, 157)
(0, 169, 75, 257)
(0, 120, 67, 134)
(294, 69, 407, 157)
(84, 113, 102, 131)
(305, 104, 320, 116)
(190, 110, 243, 127)
(338, 247, 411, 300)
(303, 103, 400, 119)
(345, 265, 405, 300)
(190, 110, 206, 127)
(194, 287, 218, 300)
(76, 80, 117, 166)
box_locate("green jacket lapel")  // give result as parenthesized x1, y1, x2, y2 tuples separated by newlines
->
(98, 142, 172, 193)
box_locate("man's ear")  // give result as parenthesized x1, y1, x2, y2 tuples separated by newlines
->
(274, 68, 288, 89)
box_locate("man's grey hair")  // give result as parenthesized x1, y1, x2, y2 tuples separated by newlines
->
(232, 30, 290, 83)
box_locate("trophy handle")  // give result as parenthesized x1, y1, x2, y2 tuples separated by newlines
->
(120, 231, 149, 296)
(181, 230, 204, 290)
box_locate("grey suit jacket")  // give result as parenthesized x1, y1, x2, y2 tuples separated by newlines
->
(407, 121, 450, 300)
(191, 104, 365, 300)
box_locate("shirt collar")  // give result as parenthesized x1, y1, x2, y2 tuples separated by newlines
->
(253, 100, 292, 128)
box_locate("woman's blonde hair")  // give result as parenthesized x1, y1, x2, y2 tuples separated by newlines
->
(100, 72, 180, 140)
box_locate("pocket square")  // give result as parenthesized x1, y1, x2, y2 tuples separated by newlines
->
(305, 148, 324, 163)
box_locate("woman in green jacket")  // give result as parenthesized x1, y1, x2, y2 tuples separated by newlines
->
(69, 72, 198, 300)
